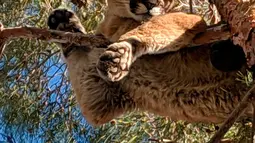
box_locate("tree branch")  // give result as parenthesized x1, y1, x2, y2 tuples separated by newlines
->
(209, 0, 255, 67)
(208, 84, 255, 143)
(0, 24, 111, 57)
(0, 24, 230, 57)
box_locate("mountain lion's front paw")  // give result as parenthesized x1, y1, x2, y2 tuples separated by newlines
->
(47, 9, 85, 33)
(97, 41, 133, 82)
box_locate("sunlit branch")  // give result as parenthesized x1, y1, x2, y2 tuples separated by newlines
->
(0, 23, 231, 58)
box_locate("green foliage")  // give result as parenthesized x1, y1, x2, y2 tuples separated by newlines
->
(0, 0, 102, 142)
(0, 0, 253, 142)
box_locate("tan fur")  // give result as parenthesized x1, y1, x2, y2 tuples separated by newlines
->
(95, 0, 144, 42)
(67, 43, 252, 126)
(96, 14, 140, 42)
(96, 0, 174, 42)
(94, 0, 207, 82)
(96, 12, 207, 81)
(48, 7, 252, 126)
(118, 12, 206, 55)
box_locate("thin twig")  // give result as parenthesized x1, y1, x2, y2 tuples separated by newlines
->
(189, 0, 193, 14)
(208, 84, 255, 143)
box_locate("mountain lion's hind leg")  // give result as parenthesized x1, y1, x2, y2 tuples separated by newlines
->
(97, 12, 207, 82)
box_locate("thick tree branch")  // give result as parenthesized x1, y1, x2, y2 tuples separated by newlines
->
(209, 0, 255, 67)
(0, 24, 111, 57)
(0, 24, 230, 57)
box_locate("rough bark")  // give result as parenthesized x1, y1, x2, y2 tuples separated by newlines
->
(0, 23, 230, 57)
(0, 24, 111, 57)
(209, 0, 255, 67)
(206, 1, 255, 142)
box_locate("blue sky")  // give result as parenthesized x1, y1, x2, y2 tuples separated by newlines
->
(0, 53, 92, 142)
(0, 1, 94, 142)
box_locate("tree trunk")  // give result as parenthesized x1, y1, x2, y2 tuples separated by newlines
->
(209, 0, 255, 67)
